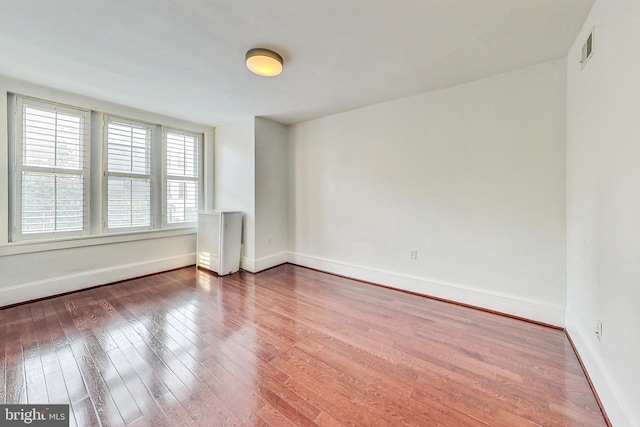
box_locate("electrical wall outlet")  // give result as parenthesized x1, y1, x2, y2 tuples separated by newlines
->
(410, 250, 418, 260)
(595, 320, 603, 342)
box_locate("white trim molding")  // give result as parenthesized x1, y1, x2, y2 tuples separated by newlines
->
(566, 326, 635, 427)
(255, 252, 288, 273)
(241, 251, 288, 273)
(287, 252, 566, 327)
(0, 227, 196, 257)
(0, 253, 195, 308)
(240, 256, 255, 273)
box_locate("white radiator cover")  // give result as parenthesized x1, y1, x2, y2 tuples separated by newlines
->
(197, 210, 243, 275)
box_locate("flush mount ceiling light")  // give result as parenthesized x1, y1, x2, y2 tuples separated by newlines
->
(245, 48, 283, 76)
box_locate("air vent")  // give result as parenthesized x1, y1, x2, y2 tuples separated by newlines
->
(580, 29, 594, 69)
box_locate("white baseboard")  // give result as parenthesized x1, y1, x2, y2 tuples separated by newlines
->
(287, 252, 565, 327)
(240, 256, 255, 273)
(241, 251, 288, 273)
(566, 326, 635, 427)
(0, 253, 196, 307)
(255, 251, 288, 272)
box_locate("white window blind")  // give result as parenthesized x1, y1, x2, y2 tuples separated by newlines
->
(165, 129, 199, 225)
(9, 94, 205, 242)
(105, 119, 152, 230)
(15, 98, 90, 239)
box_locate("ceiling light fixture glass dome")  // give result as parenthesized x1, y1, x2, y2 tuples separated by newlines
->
(246, 48, 283, 76)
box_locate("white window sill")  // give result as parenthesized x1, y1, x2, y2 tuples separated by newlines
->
(0, 227, 197, 257)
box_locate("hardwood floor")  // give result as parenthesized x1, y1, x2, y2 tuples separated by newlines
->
(0, 265, 607, 426)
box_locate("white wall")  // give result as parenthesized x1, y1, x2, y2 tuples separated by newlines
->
(566, 0, 640, 425)
(289, 59, 567, 326)
(255, 117, 289, 271)
(0, 77, 211, 307)
(215, 116, 289, 272)
(0, 232, 195, 306)
(214, 117, 256, 267)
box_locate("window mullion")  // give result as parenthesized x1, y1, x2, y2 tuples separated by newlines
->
(54, 174, 58, 231)
(54, 111, 58, 168)
(151, 124, 162, 230)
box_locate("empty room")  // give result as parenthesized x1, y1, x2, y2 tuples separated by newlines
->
(0, 0, 638, 426)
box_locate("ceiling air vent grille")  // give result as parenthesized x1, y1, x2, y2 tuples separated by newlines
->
(580, 29, 594, 69)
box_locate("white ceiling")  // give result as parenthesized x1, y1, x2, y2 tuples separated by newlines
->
(0, 0, 594, 126)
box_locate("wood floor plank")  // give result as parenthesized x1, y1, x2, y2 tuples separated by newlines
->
(55, 345, 89, 404)
(0, 317, 6, 405)
(41, 349, 70, 404)
(0, 265, 608, 426)
(23, 340, 48, 404)
(106, 346, 172, 427)
(81, 333, 142, 424)
(67, 340, 126, 427)
(72, 395, 102, 427)
(4, 329, 26, 405)
(155, 392, 197, 427)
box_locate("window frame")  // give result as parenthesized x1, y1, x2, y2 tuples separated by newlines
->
(163, 127, 202, 228)
(11, 96, 91, 241)
(7, 91, 207, 245)
(102, 115, 154, 233)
